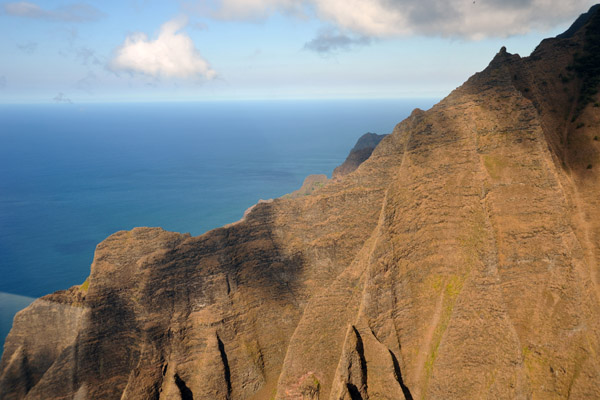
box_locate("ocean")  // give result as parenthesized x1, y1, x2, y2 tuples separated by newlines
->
(0, 98, 437, 355)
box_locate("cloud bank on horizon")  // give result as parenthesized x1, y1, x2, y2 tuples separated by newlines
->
(110, 17, 216, 80)
(198, 0, 593, 39)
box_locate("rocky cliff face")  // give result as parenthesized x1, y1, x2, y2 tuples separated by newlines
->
(332, 133, 388, 179)
(2, 6, 600, 400)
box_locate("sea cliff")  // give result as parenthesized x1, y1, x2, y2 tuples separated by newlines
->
(2, 6, 600, 399)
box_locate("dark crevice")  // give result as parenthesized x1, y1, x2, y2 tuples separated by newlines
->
(174, 373, 193, 400)
(351, 326, 368, 396)
(389, 350, 414, 400)
(217, 334, 232, 398)
(70, 336, 82, 393)
(346, 383, 363, 400)
(148, 376, 162, 400)
(225, 274, 231, 295)
(21, 353, 34, 394)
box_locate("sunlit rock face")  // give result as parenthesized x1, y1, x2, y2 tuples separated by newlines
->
(2, 6, 600, 400)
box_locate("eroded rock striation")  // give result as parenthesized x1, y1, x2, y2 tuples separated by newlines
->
(2, 6, 600, 399)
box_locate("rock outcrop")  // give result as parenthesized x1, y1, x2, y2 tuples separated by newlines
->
(286, 174, 329, 198)
(2, 6, 600, 399)
(332, 132, 388, 179)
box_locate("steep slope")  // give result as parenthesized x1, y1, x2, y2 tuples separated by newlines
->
(2, 6, 600, 399)
(333, 132, 388, 179)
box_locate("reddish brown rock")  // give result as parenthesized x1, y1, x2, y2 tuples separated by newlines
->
(2, 6, 600, 399)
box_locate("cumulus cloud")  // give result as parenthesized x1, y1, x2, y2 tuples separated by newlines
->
(304, 29, 370, 54)
(3, 2, 104, 22)
(110, 17, 216, 79)
(193, 0, 595, 39)
(53, 92, 73, 103)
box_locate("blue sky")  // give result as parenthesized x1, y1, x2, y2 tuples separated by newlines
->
(0, 0, 596, 103)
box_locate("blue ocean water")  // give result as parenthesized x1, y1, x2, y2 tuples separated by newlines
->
(0, 99, 437, 354)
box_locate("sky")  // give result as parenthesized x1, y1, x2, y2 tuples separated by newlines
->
(0, 0, 597, 103)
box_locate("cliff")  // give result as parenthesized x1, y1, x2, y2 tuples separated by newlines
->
(2, 6, 600, 399)
(332, 133, 388, 179)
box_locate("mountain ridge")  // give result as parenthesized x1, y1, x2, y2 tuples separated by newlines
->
(1, 5, 600, 399)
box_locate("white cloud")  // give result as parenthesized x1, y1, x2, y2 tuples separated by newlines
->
(3, 2, 104, 22)
(193, 0, 596, 39)
(110, 17, 216, 79)
(313, 0, 408, 37)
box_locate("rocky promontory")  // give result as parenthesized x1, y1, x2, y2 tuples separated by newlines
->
(332, 132, 388, 179)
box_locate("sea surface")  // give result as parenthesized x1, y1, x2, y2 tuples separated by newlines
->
(0, 98, 437, 355)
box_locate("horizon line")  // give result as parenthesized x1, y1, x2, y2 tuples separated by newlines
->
(0, 95, 444, 106)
